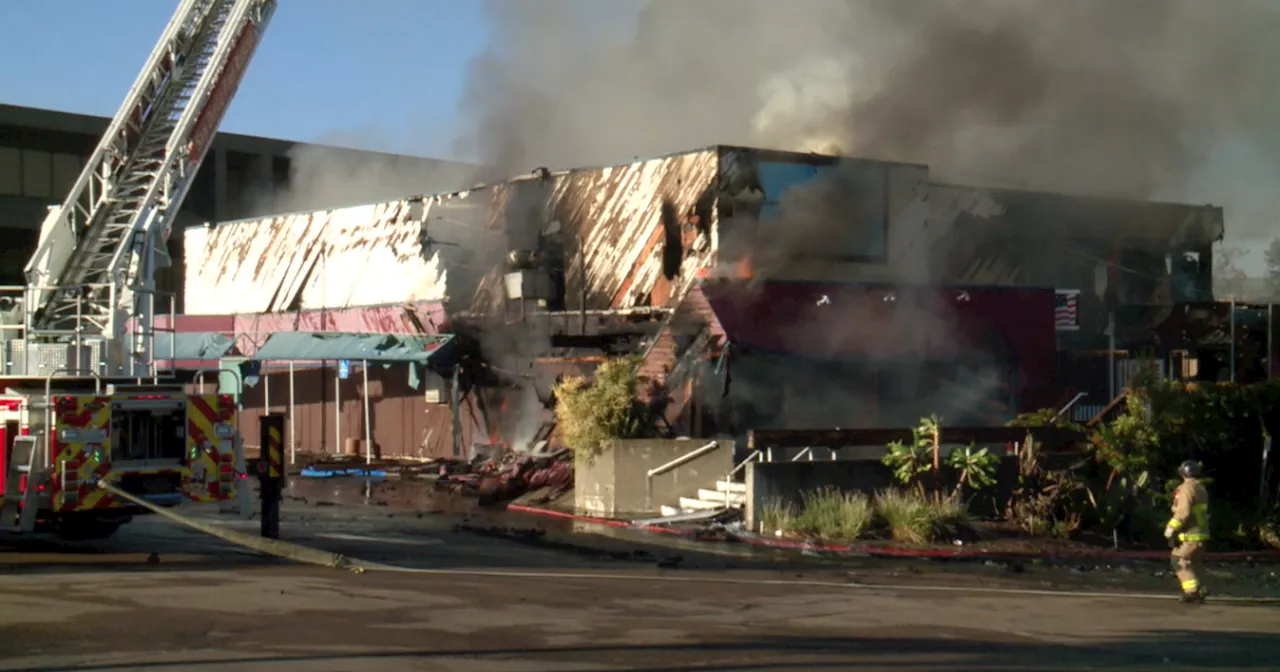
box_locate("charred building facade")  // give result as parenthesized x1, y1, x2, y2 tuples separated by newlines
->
(180, 145, 1225, 454)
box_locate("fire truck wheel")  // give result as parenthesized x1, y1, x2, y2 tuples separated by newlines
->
(53, 519, 124, 541)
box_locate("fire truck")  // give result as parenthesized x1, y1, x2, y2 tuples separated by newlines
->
(0, 0, 276, 539)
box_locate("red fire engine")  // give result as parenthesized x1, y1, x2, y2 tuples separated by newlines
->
(1, 0, 276, 538)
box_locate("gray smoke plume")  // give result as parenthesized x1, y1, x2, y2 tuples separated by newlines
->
(450, 0, 1280, 428)
(245, 142, 479, 217)
(453, 0, 1280, 244)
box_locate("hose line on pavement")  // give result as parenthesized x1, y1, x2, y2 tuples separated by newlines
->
(97, 480, 1280, 604)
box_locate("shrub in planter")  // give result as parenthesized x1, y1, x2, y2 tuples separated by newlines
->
(875, 489, 971, 544)
(553, 356, 654, 462)
(759, 488, 874, 542)
(791, 487, 874, 542)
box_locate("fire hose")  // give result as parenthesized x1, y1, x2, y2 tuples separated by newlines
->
(96, 479, 370, 573)
(95, 480, 1280, 605)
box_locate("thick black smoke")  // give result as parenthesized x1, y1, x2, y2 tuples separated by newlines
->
(453, 0, 1280, 241)
(449, 0, 1280, 428)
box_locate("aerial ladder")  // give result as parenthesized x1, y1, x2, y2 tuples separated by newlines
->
(15, 0, 275, 379)
(1, 0, 275, 537)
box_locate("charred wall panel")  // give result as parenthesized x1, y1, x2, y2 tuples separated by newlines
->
(184, 197, 494, 316)
(470, 151, 722, 316)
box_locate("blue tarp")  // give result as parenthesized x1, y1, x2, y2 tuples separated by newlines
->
(153, 332, 236, 360)
(299, 467, 388, 479)
(250, 332, 453, 363)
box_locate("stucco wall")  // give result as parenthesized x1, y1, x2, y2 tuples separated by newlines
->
(574, 438, 734, 518)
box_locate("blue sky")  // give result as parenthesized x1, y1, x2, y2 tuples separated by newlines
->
(0, 0, 489, 159)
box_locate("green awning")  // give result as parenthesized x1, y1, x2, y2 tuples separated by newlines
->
(250, 332, 454, 363)
(153, 332, 236, 360)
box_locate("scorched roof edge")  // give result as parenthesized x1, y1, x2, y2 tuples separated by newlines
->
(930, 180, 1225, 215)
(695, 278, 1061, 293)
(208, 144, 931, 228)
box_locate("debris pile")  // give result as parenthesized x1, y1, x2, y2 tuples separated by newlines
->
(296, 456, 445, 480)
(292, 445, 575, 508)
(474, 449, 574, 506)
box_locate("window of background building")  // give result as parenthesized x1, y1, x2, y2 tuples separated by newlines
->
(52, 153, 82, 198)
(226, 167, 242, 203)
(0, 147, 20, 195)
(273, 155, 290, 189)
(0, 229, 38, 285)
(21, 149, 52, 198)
(225, 166, 242, 219)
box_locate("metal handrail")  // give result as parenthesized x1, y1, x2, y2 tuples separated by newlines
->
(646, 441, 718, 478)
(187, 368, 244, 478)
(44, 367, 103, 398)
(42, 366, 101, 476)
(193, 367, 243, 393)
(644, 440, 720, 513)
(1052, 392, 1088, 423)
(728, 449, 761, 479)
(792, 447, 813, 462)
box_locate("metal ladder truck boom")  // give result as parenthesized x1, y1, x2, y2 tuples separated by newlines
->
(1, 0, 272, 537)
(12, 0, 276, 380)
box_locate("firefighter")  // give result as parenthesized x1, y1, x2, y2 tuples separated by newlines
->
(1164, 460, 1211, 604)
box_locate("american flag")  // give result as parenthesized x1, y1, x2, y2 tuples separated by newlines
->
(1055, 290, 1080, 331)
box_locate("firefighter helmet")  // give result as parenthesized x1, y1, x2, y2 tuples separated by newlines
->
(1178, 460, 1201, 480)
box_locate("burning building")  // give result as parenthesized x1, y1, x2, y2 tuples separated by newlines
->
(640, 281, 1059, 435)
(179, 145, 1225, 455)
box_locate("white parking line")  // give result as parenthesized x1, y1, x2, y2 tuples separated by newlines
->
(360, 565, 1280, 603)
(315, 532, 442, 547)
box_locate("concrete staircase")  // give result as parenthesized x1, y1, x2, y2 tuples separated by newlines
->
(658, 479, 747, 517)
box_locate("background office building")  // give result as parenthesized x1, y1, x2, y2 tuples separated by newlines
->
(0, 102, 475, 310)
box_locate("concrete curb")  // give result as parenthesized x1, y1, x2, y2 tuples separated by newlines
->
(504, 503, 1280, 563)
(506, 504, 700, 537)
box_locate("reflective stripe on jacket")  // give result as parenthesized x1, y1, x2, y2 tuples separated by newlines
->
(1167, 478, 1210, 542)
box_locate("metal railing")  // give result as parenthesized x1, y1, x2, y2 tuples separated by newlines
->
(717, 448, 763, 512)
(789, 446, 837, 462)
(647, 441, 719, 479)
(645, 440, 719, 511)
(1052, 392, 1089, 423)
(0, 283, 175, 379)
(42, 367, 103, 485)
(728, 449, 761, 479)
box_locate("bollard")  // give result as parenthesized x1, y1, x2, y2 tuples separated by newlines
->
(257, 413, 286, 539)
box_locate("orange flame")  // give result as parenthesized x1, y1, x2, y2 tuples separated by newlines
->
(696, 255, 755, 280)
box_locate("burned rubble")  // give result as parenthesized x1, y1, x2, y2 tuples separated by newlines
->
(297, 442, 575, 510)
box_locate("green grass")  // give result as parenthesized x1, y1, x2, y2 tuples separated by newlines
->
(760, 488, 874, 542)
(763, 487, 971, 545)
(792, 487, 874, 542)
(759, 497, 798, 537)
(874, 489, 971, 544)
(923, 493, 971, 542)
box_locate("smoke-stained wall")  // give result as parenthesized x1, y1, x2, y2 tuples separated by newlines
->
(706, 147, 1223, 308)
(189, 145, 1224, 342)
(649, 281, 1058, 434)
(467, 149, 722, 315)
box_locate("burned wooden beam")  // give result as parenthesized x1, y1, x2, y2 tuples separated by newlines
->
(747, 427, 1083, 450)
